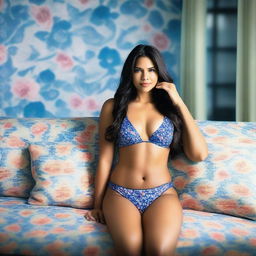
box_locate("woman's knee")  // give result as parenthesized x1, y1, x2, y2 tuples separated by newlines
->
(115, 234, 143, 256)
(144, 241, 176, 256)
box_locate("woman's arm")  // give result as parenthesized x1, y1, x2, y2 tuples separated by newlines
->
(176, 101, 208, 162)
(156, 82, 208, 162)
(85, 98, 115, 223)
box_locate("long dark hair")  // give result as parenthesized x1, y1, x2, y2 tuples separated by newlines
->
(105, 44, 183, 158)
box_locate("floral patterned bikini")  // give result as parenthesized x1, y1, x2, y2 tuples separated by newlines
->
(108, 116, 174, 213)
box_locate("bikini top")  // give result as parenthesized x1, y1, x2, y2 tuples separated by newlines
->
(118, 116, 174, 148)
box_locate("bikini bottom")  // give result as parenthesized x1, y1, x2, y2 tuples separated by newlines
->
(108, 181, 173, 213)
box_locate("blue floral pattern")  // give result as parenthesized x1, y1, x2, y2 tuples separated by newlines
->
(118, 116, 174, 148)
(0, 0, 182, 117)
(108, 181, 173, 213)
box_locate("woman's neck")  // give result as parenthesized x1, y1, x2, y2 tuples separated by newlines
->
(135, 92, 152, 104)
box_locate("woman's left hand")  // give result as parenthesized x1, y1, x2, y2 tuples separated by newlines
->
(156, 82, 183, 106)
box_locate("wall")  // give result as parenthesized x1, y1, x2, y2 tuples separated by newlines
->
(0, 0, 182, 117)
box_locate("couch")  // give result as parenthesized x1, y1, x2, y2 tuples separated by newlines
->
(0, 117, 256, 256)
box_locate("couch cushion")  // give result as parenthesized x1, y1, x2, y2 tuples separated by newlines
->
(170, 121, 256, 220)
(28, 142, 95, 209)
(0, 197, 256, 256)
(0, 119, 34, 197)
(177, 209, 256, 256)
(0, 197, 114, 256)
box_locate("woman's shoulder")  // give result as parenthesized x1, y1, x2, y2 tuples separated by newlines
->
(102, 98, 114, 110)
(103, 98, 114, 106)
(100, 98, 114, 117)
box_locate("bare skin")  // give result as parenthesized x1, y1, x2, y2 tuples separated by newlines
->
(85, 57, 208, 256)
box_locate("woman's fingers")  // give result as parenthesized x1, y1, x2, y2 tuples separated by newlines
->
(98, 212, 105, 224)
(156, 82, 175, 90)
(85, 212, 90, 220)
(156, 82, 182, 106)
(94, 211, 104, 224)
(85, 211, 95, 221)
(85, 210, 105, 224)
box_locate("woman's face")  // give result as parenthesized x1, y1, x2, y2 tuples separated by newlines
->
(132, 56, 158, 93)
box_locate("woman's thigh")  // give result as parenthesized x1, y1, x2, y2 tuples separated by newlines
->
(102, 188, 143, 255)
(142, 190, 183, 255)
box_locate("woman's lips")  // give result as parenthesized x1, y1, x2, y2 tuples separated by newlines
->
(140, 83, 151, 87)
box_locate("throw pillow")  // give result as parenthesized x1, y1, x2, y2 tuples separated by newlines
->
(0, 141, 34, 198)
(28, 143, 95, 209)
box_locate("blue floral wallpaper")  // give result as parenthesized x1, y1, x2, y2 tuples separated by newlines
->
(0, 0, 182, 118)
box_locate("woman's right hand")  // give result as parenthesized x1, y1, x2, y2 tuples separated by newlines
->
(84, 209, 105, 224)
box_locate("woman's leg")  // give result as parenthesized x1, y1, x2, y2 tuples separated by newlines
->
(142, 188, 183, 256)
(102, 188, 143, 256)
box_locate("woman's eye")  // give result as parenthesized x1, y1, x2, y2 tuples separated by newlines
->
(134, 68, 140, 73)
(149, 68, 156, 72)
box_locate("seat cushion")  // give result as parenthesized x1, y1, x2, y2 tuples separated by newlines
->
(0, 197, 114, 256)
(0, 197, 256, 256)
(177, 210, 256, 256)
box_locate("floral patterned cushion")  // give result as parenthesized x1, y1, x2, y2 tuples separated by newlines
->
(28, 143, 95, 209)
(0, 147, 34, 198)
(169, 121, 256, 220)
(1, 197, 256, 256)
(0, 122, 34, 197)
(0, 117, 98, 202)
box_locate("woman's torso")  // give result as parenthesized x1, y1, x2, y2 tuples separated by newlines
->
(109, 101, 173, 189)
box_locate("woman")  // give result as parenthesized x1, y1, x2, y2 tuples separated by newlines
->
(85, 44, 208, 256)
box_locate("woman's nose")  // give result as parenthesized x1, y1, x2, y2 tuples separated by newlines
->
(141, 71, 149, 80)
